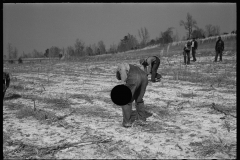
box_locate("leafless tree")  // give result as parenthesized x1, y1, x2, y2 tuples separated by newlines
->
(85, 45, 94, 56)
(8, 43, 13, 59)
(205, 24, 221, 37)
(138, 27, 150, 47)
(213, 25, 221, 36)
(109, 43, 117, 54)
(98, 40, 106, 55)
(66, 46, 74, 57)
(205, 24, 213, 37)
(180, 12, 197, 39)
(74, 39, 85, 56)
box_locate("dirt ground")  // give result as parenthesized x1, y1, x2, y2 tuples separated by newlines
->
(3, 50, 236, 159)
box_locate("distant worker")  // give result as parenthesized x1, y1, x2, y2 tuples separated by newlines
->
(183, 40, 192, 65)
(116, 63, 152, 128)
(18, 57, 23, 64)
(191, 38, 198, 61)
(215, 36, 224, 62)
(139, 56, 162, 83)
(3, 72, 10, 99)
(59, 53, 63, 59)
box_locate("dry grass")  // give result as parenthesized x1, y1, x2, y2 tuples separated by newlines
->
(10, 84, 25, 91)
(197, 87, 215, 92)
(90, 66, 106, 73)
(189, 136, 236, 158)
(161, 63, 236, 87)
(3, 131, 11, 144)
(218, 89, 236, 94)
(16, 106, 59, 123)
(69, 105, 117, 120)
(145, 104, 174, 120)
(4, 93, 22, 101)
(5, 102, 25, 111)
(70, 93, 94, 104)
(181, 92, 198, 98)
(42, 97, 71, 110)
(208, 103, 236, 117)
(136, 121, 165, 133)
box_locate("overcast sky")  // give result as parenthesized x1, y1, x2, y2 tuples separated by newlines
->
(3, 3, 236, 57)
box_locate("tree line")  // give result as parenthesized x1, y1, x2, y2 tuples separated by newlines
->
(5, 12, 236, 59)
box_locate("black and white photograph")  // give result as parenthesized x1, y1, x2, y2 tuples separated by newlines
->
(3, 3, 236, 159)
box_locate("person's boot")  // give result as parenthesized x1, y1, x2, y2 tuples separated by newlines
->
(156, 73, 162, 79)
(122, 122, 132, 128)
(220, 55, 222, 62)
(121, 104, 133, 127)
(135, 102, 151, 121)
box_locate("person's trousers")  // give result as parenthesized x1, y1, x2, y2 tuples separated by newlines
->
(183, 51, 190, 64)
(3, 85, 6, 99)
(192, 49, 197, 61)
(151, 57, 161, 82)
(215, 50, 223, 61)
(121, 65, 152, 126)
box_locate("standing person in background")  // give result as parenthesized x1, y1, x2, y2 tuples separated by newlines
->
(3, 72, 10, 99)
(116, 63, 152, 128)
(139, 56, 162, 83)
(215, 36, 224, 62)
(59, 52, 63, 59)
(183, 40, 192, 65)
(191, 38, 198, 61)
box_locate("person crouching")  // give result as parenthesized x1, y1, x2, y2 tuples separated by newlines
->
(116, 63, 152, 128)
(139, 56, 162, 83)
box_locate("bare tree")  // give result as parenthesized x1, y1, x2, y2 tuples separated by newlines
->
(32, 49, 44, 58)
(192, 27, 205, 39)
(205, 24, 213, 37)
(138, 27, 150, 47)
(91, 43, 98, 55)
(98, 40, 106, 55)
(75, 39, 85, 56)
(8, 43, 13, 59)
(172, 29, 179, 42)
(109, 43, 117, 54)
(160, 27, 174, 44)
(205, 24, 221, 37)
(49, 46, 61, 57)
(180, 12, 197, 39)
(85, 45, 94, 56)
(66, 46, 74, 57)
(213, 25, 221, 36)
(12, 47, 18, 59)
(127, 33, 138, 49)
(118, 33, 139, 52)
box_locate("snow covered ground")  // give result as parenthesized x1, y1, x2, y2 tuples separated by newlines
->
(3, 50, 236, 159)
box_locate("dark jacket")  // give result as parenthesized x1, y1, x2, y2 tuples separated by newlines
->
(215, 40, 224, 51)
(192, 40, 198, 50)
